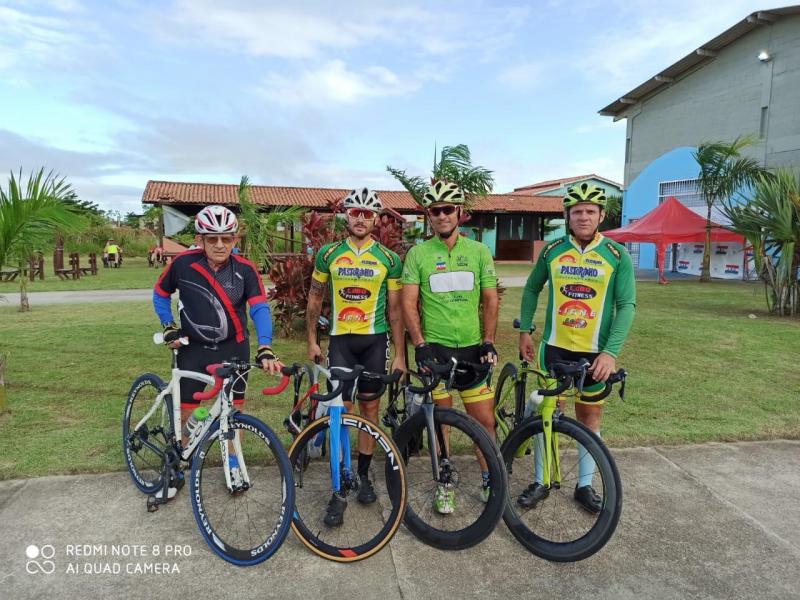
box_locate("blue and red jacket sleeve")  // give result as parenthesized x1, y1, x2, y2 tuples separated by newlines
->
(153, 261, 176, 326)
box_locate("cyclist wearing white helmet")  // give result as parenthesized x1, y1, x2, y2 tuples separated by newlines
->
(306, 188, 405, 526)
(153, 205, 283, 467)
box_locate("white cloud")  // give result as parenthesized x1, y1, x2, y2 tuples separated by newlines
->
(257, 60, 418, 106)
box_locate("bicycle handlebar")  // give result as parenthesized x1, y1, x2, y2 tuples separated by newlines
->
(536, 359, 627, 401)
(407, 360, 492, 395)
(310, 365, 365, 402)
(261, 363, 306, 395)
(356, 369, 404, 401)
(192, 363, 225, 401)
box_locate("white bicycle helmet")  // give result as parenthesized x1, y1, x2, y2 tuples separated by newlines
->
(195, 205, 238, 234)
(343, 188, 382, 212)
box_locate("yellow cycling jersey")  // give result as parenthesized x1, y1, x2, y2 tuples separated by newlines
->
(312, 238, 402, 335)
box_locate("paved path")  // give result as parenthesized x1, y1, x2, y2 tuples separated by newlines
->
(1, 440, 799, 599)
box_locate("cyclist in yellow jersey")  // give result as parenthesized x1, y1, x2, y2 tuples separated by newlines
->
(518, 183, 635, 512)
(306, 188, 406, 526)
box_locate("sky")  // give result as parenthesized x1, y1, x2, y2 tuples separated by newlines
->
(0, 0, 780, 214)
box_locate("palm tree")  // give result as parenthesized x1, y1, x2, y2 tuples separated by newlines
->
(0, 168, 83, 311)
(693, 136, 769, 282)
(721, 170, 800, 316)
(236, 175, 305, 272)
(387, 144, 495, 208)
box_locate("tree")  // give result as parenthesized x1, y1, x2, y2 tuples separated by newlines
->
(693, 136, 769, 282)
(0, 169, 84, 311)
(387, 144, 495, 209)
(235, 175, 305, 272)
(600, 194, 622, 231)
(721, 170, 800, 316)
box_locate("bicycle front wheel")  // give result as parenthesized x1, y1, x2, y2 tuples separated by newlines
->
(393, 407, 507, 550)
(122, 373, 170, 494)
(289, 414, 407, 562)
(501, 416, 622, 562)
(190, 413, 294, 566)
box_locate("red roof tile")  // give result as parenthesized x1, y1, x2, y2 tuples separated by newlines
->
(142, 181, 563, 214)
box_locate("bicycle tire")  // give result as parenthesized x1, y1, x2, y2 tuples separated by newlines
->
(289, 414, 407, 562)
(493, 362, 519, 446)
(393, 407, 506, 550)
(501, 415, 622, 562)
(122, 373, 170, 494)
(190, 413, 294, 566)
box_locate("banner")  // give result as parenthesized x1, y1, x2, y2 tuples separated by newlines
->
(163, 206, 192, 236)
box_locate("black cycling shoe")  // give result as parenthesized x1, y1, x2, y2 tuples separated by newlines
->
(517, 482, 549, 508)
(357, 478, 377, 504)
(323, 492, 347, 527)
(574, 485, 602, 514)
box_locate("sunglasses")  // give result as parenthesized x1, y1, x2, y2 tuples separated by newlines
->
(428, 205, 458, 217)
(346, 208, 376, 219)
(203, 235, 235, 245)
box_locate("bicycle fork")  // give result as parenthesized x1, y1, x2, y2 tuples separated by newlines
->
(535, 395, 561, 489)
(327, 405, 354, 494)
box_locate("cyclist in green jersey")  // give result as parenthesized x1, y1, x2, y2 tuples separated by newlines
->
(518, 183, 635, 512)
(402, 180, 499, 513)
(306, 188, 406, 526)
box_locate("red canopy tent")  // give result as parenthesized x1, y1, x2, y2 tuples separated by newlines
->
(603, 196, 744, 283)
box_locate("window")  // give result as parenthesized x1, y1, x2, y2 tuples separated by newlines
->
(659, 178, 704, 208)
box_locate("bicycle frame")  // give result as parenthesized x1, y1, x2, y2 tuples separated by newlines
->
(310, 363, 353, 494)
(132, 348, 251, 497)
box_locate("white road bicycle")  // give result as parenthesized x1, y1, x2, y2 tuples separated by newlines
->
(122, 333, 294, 566)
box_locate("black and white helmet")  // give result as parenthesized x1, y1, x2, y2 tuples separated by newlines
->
(195, 205, 238, 234)
(343, 188, 382, 212)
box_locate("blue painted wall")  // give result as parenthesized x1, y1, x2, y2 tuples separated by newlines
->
(623, 146, 698, 268)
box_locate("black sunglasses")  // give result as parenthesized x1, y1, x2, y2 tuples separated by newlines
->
(429, 205, 458, 217)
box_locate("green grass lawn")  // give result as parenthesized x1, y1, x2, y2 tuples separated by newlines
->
(495, 262, 534, 278)
(1, 280, 798, 479)
(0, 257, 162, 293)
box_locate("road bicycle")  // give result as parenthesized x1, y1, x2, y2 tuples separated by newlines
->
(382, 358, 507, 550)
(498, 340, 627, 562)
(277, 361, 407, 562)
(122, 333, 294, 566)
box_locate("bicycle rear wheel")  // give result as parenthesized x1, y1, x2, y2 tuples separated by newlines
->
(501, 416, 622, 562)
(122, 373, 170, 494)
(393, 407, 506, 550)
(493, 363, 519, 446)
(289, 414, 406, 562)
(190, 414, 294, 566)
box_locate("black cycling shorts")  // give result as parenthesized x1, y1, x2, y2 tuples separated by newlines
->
(327, 333, 390, 401)
(429, 343, 489, 391)
(177, 338, 250, 408)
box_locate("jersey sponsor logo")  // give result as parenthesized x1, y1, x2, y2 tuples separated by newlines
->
(558, 254, 577, 264)
(361, 259, 378, 266)
(558, 300, 596, 319)
(435, 261, 446, 271)
(338, 286, 371, 302)
(562, 317, 588, 329)
(560, 265, 600, 279)
(584, 257, 603, 265)
(334, 256, 353, 266)
(455, 255, 468, 267)
(337, 307, 367, 323)
(337, 267, 375, 278)
(560, 284, 596, 300)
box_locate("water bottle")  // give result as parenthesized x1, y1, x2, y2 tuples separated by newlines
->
(182, 407, 210, 439)
(405, 389, 424, 419)
(524, 391, 543, 418)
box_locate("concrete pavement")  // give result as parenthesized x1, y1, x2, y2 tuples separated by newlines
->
(2, 440, 799, 600)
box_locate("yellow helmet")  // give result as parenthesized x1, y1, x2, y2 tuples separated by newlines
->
(421, 180, 464, 208)
(563, 183, 607, 209)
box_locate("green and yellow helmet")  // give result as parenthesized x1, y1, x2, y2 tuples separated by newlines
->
(421, 180, 465, 208)
(563, 183, 607, 210)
